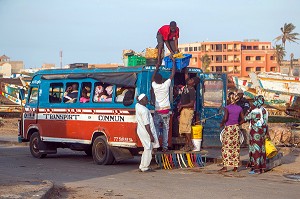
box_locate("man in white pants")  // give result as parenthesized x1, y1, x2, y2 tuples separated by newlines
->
(135, 93, 159, 172)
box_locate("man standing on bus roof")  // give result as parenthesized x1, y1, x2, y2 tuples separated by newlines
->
(178, 68, 200, 152)
(151, 62, 176, 152)
(135, 94, 159, 172)
(156, 21, 179, 67)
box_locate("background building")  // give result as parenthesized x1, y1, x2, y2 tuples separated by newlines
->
(280, 58, 300, 76)
(0, 55, 24, 76)
(42, 63, 56, 69)
(0, 63, 12, 77)
(178, 40, 277, 77)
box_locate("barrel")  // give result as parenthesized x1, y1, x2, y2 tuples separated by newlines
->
(192, 125, 203, 139)
(265, 138, 278, 159)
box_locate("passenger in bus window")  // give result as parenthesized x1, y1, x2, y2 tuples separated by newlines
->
(123, 89, 135, 106)
(105, 85, 113, 102)
(93, 85, 107, 102)
(80, 88, 90, 103)
(116, 88, 129, 102)
(63, 83, 78, 103)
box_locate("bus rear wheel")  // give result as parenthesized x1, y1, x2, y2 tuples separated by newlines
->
(92, 136, 114, 165)
(30, 132, 47, 158)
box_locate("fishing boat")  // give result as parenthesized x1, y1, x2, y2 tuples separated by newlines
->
(254, 72, 300, 95)
(0, 78, 28, 106)
(233, 72, 300, 117)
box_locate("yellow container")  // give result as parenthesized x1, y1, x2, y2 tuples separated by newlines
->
(192, 125, 203, 139)
(145, 48, 158, 59)
(265, 138, 278, 159)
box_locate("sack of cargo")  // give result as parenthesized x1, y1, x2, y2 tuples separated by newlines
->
(122, 49, 135, 59)
(145, 48, 158, 59)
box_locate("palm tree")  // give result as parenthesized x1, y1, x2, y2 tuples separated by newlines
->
(274, 45, 286, 72)
(274, 23, 299, 47)
(200, 54, 211, 72)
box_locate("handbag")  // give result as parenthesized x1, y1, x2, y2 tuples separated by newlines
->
(265, 138, 277, 159)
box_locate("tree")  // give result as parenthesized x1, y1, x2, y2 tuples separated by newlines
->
(274, 23, 299, 47)
(273, 45, 286, 72)
(200, 54, 211, 72)
(290, 53, 294, 71)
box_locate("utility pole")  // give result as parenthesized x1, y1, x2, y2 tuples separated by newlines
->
(60, 50, 63, 68)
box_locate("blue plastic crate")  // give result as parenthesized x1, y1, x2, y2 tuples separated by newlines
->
(164, 54, 192, 70)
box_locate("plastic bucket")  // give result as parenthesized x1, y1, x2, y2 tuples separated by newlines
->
(192, 125, 203, 139)
(265, 138, 278, 159)
(192, 139, 202, 151)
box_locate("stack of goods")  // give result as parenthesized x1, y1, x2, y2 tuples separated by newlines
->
(145, 48, 158, 66)
(122, 49, 146, 67)
(164, 53, 192, 70)
(122, 49, 135, 67)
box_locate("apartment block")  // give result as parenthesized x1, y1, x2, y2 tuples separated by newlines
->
(178, 40, 277, 77)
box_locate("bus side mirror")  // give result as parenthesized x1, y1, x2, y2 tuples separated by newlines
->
(19, 89, 25, 100)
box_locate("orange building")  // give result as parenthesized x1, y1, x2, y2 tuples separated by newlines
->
(178, 40, 277, 77)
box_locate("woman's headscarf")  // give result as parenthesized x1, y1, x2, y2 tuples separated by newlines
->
(253, 95, 264, 108)
(105, 86, 113, 96)
(95, 86, 104, 96)
(228, 92, 239, 105)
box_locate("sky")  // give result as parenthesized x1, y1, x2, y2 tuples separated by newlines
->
(0, 0, 299, 68)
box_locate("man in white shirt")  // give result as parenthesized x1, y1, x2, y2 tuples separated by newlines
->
(151, 63, 175, 152)
(135, 93, 159, 172)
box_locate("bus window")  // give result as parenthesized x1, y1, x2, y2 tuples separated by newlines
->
(80, 82, 91, 103)
(28, 87, 38, 104)
(63, 82, 79, 103)
(123, 89, 135, 106)
(115, 86, 135, 104)
(203, 80, 223, 107)
(93, 82, 113, 103)
(49, 83, 63, 103)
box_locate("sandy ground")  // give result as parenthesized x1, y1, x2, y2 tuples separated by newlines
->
(0, 117, 299, 198)
(1, 117, 299, 172)
(0, 117, 19, 137)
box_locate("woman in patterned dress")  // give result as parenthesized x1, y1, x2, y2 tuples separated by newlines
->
(244, 95, 269, 174)
(219, 92, 244, 172)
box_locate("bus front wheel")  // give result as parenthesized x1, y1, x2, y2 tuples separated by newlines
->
(92, 136, 114, 165)
(30, 132, 47, 158)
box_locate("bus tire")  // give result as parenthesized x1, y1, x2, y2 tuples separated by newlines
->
(92, 136, 114, 165)
(30, 132, 47, 158)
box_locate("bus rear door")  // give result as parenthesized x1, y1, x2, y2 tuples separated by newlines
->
(199, 73, 227, 147)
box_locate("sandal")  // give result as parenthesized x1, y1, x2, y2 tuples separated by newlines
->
(232, 167, 238, 172)
(248, 170, 260, 175)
